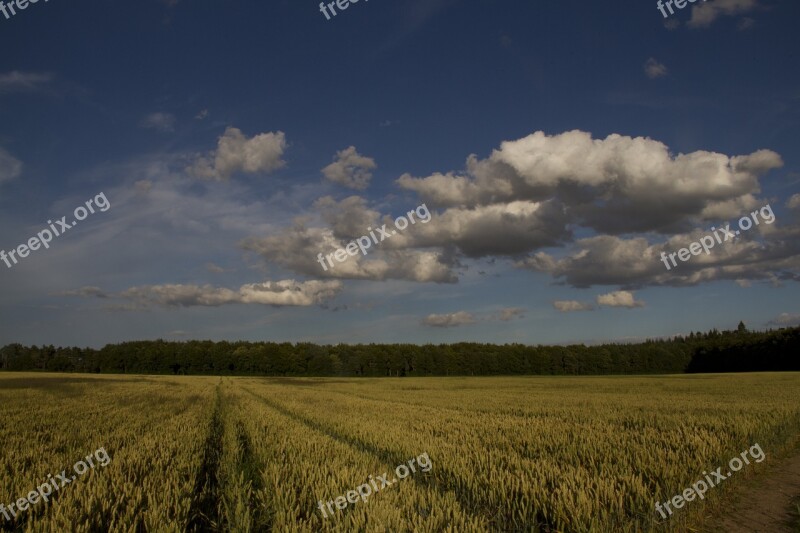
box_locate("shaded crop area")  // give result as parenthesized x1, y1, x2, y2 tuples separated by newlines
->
(0, 372, 798, 531)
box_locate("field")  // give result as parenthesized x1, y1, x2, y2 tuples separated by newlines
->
(0, 373, 799, 532)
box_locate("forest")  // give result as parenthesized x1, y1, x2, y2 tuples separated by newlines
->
(1, 323, 798, 376)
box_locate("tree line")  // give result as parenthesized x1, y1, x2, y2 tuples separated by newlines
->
(1, 323, 798, 377)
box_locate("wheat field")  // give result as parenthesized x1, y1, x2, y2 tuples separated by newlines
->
(0, 372, 798, 532)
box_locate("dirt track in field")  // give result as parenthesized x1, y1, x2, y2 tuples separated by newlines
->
(712, 439, 800, 533)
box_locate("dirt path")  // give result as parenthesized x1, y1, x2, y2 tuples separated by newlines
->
(710, 443, 800, 533)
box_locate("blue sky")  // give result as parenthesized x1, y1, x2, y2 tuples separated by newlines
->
(0, 0, 799, 348)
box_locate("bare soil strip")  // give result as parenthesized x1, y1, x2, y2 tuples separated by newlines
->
(710, 439, 800, 533)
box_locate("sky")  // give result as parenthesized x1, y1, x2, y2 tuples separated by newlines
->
(0, 0, 799, 348)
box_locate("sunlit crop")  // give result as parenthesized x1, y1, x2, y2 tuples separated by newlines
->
(0, 372, 798, 532)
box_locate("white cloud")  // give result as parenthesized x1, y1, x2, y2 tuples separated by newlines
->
(644, 58, 668, 79)
(188, 127, 286, 181)
(238, 280, 343, 306)
(0, 147, 22, 184)
(397, 129, 782, 235)
(596, 290, 644, 308)
(422, 311, 475, 327)
(321, 146, 377, 190)
(240, 195, 458, 283)
(553, 300, 594, 312)
(241, 220, 458, 284)
(786, 194, 800, 209)
(140, 112, 176, 132)
(232, 129, 793, 292)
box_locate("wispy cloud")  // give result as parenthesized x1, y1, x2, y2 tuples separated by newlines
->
(206, 262, 226, 273)
(0, 71, 54, 93)
(0, 147, 22, 184)
(58, 286, 109, 298)
(498, 307, 526, 321)
(65, 279, 343, 309)
(140, 112, 176, 132)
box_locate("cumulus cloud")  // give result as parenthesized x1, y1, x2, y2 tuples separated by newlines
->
(240, 195, 458, 283)
(240, 218, 458, 283)
(322, 146, 377, 190)
(553, 300, 594, 312)
(596, 290, 644, 308)
(313, 195, 381, 240)
(83, 279, 344, 308)
(237, 280, 342, 306)
(422, 311, 475, 328)
(0, 71, 53, 93)
(188, 127, 286, 181)
(688, 0, 760, 28)
(397, 130, 782, 235)
(398, 200, 569, 257)
(520, 236, 668, 288)
(140, 112, 176, 132)
(644, 58, 668, 79)
(520, 223, 800, 288)
(0, 147, 22, 184)
(768, 312, 800, 327)
(787, 194, 800, 209)
(235, 129, 793, 292)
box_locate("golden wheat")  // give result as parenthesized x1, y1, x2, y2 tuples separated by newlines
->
(0, 372, 797, 532)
